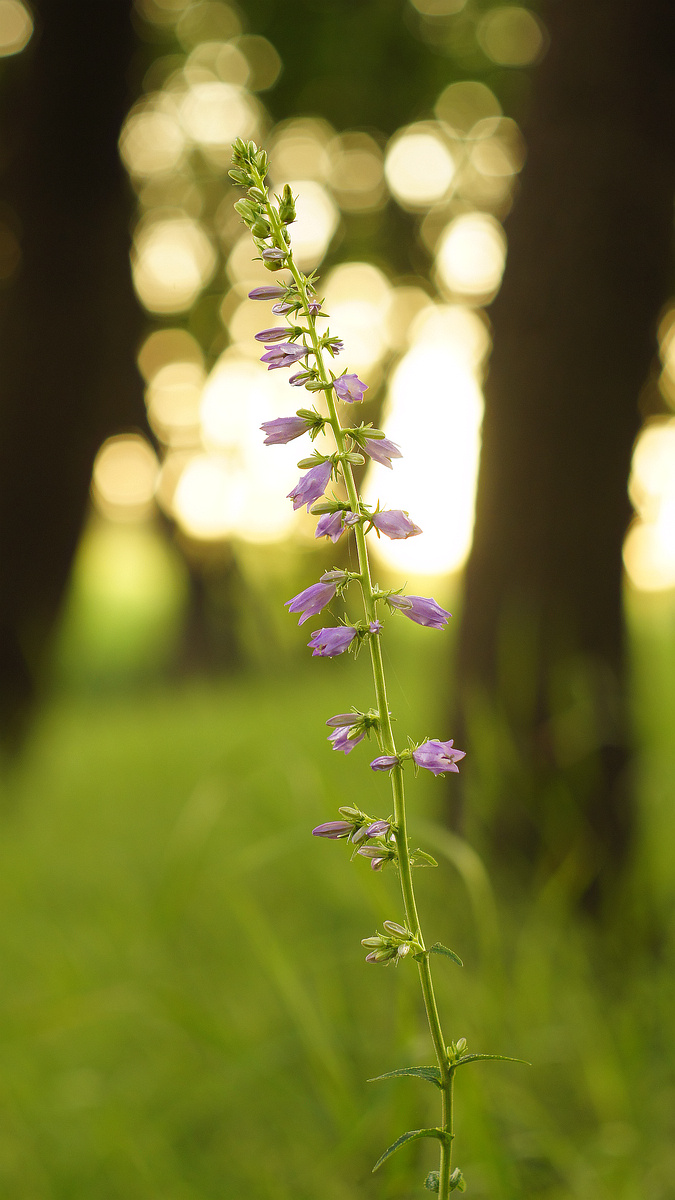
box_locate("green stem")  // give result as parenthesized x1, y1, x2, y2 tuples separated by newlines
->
(260, 175, 454, 1196)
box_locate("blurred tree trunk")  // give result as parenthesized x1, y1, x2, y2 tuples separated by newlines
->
(0, 0, 145, 746)
(455, 0, 675, 907)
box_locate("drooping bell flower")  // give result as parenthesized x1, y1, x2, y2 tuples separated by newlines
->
(412, 739, 466, 777)
(388, 594, 451, 629)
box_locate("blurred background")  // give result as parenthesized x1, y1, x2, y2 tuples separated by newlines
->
(0, 0, 674, 1195)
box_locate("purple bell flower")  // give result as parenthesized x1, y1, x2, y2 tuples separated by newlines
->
(261, 343, 308, 370)
(308, 300, 323, 316)
(334, 374, 368, 403)
(370, 754, 400, 772)
(285, 580, 337, 625)
(289, 372, 308, 386)
(272, 300, 295, 314)
(308, 626, 357, 657)
(325, 713, 361, 727)
(312, 820, 353, 839)
(362, 434, 402, 469)
(248, 284, 288, 300)
(363, 819, 391, 838)
(412, 739, 466, 777)
(287, 461, 332, 511)
(388, 594, 451, 629)
(315, 511, 345, 543)
(328, 724, 366, 754)
(369, 620, 383, 635)
(261, 415, 311, 445)
(371, 510, 422, 540)
(262, 247, 286, 261)
(255, 327, 293, 343)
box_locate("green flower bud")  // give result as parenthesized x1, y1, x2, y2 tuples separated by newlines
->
(228, 167, 249, 185)
(251, 219, 271, 239)
(279, 183, 296, 224)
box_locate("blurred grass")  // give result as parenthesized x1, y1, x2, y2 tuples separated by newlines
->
(0, 599, 673, 1198)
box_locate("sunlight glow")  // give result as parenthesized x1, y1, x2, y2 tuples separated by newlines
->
(132, 217, 216, 312)
(435, 212, 506, 299)
(322, 262, 393, 373)
(179, 81, 257, 146)
(328, 132, 385, 212)
(0, 0, 32, 56)
(384, 124, 455, 208)
(268, 119, 334, 185)
(435, 80, 501, 137)
(477, 6, 546, 66)
(364, 307, 485, 575)
(146, 361, 205, 446)
(119, 105, 186, 177)
(624, 419, 675, 591)
(171, 353, 302, 542)
(286, 180, 339, 268)
(92, 435, 159, 522)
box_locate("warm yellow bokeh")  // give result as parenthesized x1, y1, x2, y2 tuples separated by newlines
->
(92, 435, 160, 522)
(435, 211, 506, 299)
(384, 124, 456, 209)
(132, 216, 216, 312)
(0, 0, 32, 56)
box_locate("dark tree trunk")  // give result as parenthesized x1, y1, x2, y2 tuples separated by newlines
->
(455, 0, 675, 905)
(0, 0, 146, 746)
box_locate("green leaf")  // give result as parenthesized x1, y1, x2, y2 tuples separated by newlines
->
(450, 1167, 467, 1191)
(368, 1065, 442, 1089)
(455, 1053, 531, 1068)
(429, 943, 463, 966)
(425, 1171, 440, 1192)
(372, 1128, 450, 1173)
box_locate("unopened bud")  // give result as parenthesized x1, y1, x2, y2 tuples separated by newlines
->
(383, 920, 408, 937)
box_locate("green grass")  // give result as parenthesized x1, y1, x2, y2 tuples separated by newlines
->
(0, 600, 674, 1198)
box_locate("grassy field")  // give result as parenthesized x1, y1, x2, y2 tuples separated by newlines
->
(0, 593, 674, 1199)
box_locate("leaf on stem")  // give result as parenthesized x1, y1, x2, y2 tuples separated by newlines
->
(455, 1053, 531, 1068)
(368, 1065, 442, 1088)
(372, 1128, 450, 1173)
(429, 943, 463, 966)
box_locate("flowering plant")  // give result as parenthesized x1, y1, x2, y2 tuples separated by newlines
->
(230, 138, 524, 1198)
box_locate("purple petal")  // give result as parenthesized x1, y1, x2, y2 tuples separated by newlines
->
(334, 374, 368, 404)
(328, 725, 366, 754)
(388, 595, 451, 629)
(325, 713, 361, 727)
(285, 580, 337, 625)
(260, 343, 308, 370)
(312, 820, 353, 839)
(307, 626, 357, 657)
(370, 755, 400, 772)
(412, 738, 466, 777)
(287, 461, 333, 511)
(371, 510, 422, 540)
(315, 511, 345, 543)
(362, 435, 402, 469)
(260, 415, 310, 446)
(364, 819, 390, 838)
(248, 285, 288, 300)
(255, 327, 292, 343)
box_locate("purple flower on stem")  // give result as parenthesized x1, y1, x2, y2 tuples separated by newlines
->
(315, 511, 345, 543)
(287, 461, 332, 511)
(285, 580, 337, 625)
(334, 374, 368, 403)
(308, 627, 357, 657)
(328, 725, 366, 754)
(369, 620, 383, 635)
(370, 755, 400, 772)
(308, 300, 323, 316)
(412, 739, 466, 777)
(388, 594, 451, 629)
(326, 713, 361, 728)
(261, 343, 308, 370)
(358, 845, 392, 871)
(248, 284, 288, 300)
(261, 415, 311, 445)
(362, 435, 402, 469)
(289, 372, 309, 386)
(255, 327, 293, 343)
(363, 819, 391, 838)
(272, 300, 295, 314)
(371, 510, 422, 540)
(312, 821, 353, 839)
(262, 248, 286, 261)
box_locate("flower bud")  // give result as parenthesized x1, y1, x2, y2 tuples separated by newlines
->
(383, 920, 408, 937)
(228, 167, 249, 185)
(251, 219, 271, 239)
(365, 946, 398, 963)
(279, 183, 296, 224)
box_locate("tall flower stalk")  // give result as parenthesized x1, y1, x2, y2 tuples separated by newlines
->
(230, 138, 522, 1198)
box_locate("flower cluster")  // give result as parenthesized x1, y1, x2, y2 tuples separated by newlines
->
(230, 137, 471, 1200)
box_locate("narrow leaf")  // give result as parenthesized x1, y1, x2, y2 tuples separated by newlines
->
(368, 1065, 442, 1088)
(429, 942, 463, 967)
(455, 1053, 530, 1067)
(372, 1128, 449, 1173)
